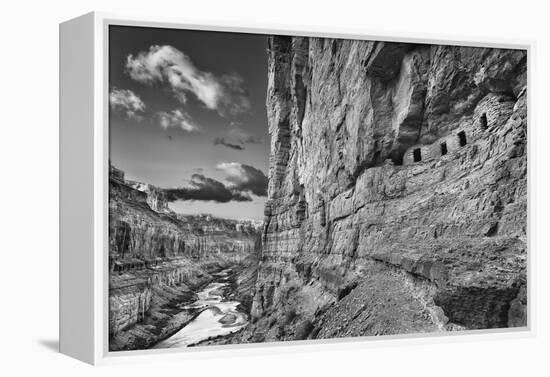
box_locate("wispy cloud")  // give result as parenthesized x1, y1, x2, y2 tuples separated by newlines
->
(155, 109, 200, 132)
(228, 122, 262, 144)
(126, 45, 251, 117)
(217, 162, 268, 197)
(213, 137, 245, 151)
(109, 88, 145, 120)
(212, 122, 262, 151)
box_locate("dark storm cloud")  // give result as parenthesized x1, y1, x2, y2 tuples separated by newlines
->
(125, 45, 251, 117)
(217, 162, 268, 197)
(164, 174, 252, 203)
(213, 137, 245, 151)
(163, 162, 268, 203)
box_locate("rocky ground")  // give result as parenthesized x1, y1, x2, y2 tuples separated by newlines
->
(110, 259, 218, 351)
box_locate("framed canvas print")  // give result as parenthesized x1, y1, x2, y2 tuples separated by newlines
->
(59, 12, 531, 365)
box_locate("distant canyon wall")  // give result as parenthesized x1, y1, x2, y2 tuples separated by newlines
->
(108, 171, 261, 337)
(109, 176, 261, 264)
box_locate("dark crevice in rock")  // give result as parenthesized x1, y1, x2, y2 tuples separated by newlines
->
(485, 222, 499, 237)
(364, 42, 413, 81)
(337, 281, 358, 300)
(434, 285, 520, 329)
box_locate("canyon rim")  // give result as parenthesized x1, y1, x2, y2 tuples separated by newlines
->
(108, 26, 527, 352)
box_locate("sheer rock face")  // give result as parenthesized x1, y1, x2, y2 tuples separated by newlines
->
(245, 37, 527, 342)
(128, 181, 173, 214)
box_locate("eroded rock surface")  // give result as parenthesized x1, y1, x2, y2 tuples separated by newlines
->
(108, 169, 262, 350)
(238, 37, 527, 343)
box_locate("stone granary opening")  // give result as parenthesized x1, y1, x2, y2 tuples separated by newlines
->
(413, 148, 422, 162)
(458, 131, 467, 147)
(373, 150, 381, 164)
(440, 142, 448, 156)
(480, 113, 488, 130)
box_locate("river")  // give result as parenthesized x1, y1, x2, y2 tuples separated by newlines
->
(152, 268, 248, 349)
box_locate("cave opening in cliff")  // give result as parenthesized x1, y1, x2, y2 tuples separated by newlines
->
(458, 131, 467, 147)
(480, 113, 488, 130)
(413, 148, 422, 162)
(440, 142, 448, 156)
(390, 150, 404, 166)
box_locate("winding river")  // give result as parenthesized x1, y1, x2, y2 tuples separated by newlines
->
(153, 269, 248, 348)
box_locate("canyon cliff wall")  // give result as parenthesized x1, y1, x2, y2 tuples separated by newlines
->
(243, 37, 527, 342)
(108, 172, 261, 345)
(109, 178, 260, 263)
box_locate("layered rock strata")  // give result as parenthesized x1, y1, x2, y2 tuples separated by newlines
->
(108, 171, 261, 349)
(241, 37, 527, 342)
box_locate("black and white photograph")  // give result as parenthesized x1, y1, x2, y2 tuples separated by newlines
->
(5, 0, 550, 375)
(107, 26, 527, 351)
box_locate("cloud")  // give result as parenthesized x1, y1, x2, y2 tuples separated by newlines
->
(162, 163, 267, 203)
(216, 162, 268, 197)
(109, 88, 145, 120)
(212, 122, 262, 150)
(213, 137, 245, 150)
(228, 122, 262, 144)
(126, 45, 251, 116)
(164, 174, 251, 203)
(156, 109, 200, 132)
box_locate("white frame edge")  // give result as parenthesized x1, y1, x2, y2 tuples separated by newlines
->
(59, 11, 535, 366)
(59, 12, 96, 364)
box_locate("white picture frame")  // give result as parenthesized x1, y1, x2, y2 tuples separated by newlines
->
(59, 11, 534, 365)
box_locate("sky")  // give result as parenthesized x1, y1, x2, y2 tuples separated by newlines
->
(109, 25, 269, 220)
